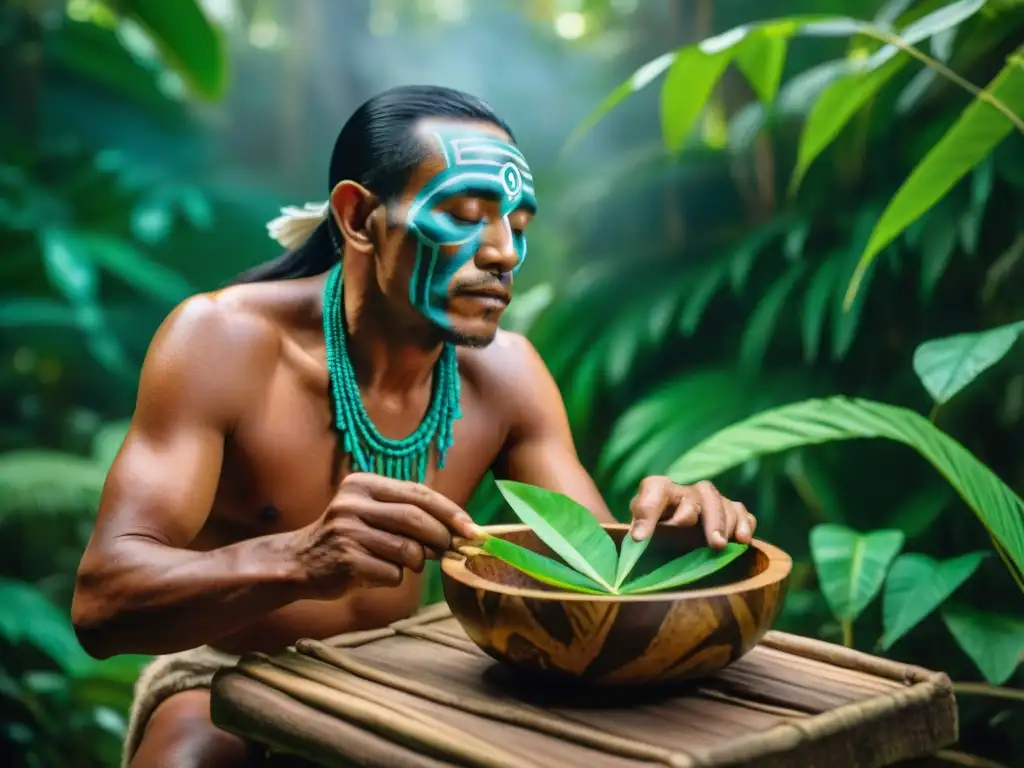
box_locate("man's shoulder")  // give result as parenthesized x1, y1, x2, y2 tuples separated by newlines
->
(139, 284, 293, 420)
(159, 284, 284, 366)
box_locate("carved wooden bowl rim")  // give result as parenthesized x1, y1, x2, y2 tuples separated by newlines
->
(442, 523, 792, 603)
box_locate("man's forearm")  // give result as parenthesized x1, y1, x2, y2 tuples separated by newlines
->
(71, 530, 309, 658)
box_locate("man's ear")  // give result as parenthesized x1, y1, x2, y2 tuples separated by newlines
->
(330, 181, 379, 256)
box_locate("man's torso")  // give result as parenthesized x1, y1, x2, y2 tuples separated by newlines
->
(194, 276, 517, 653)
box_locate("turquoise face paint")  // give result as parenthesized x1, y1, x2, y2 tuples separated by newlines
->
(405, 128, 536, 328)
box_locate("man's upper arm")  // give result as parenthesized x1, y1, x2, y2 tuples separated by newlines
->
(490, 333, 614, 522)
(84, 294, 279, 555)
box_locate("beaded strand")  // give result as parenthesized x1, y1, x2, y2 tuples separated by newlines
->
(322, 263, 461, 482)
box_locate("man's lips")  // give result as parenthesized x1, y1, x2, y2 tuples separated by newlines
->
(454, 287, 510, 305)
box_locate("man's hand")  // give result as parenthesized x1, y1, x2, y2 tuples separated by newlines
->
(628, 476, 756, 550)
(291, 473, 480, 598)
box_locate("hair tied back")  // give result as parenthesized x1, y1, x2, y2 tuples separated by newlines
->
(266, 201, 330, 251)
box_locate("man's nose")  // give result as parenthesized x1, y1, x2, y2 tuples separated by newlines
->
(473, 217, 519, 274)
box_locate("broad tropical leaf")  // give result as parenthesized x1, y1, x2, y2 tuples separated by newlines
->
(810, 525, 904, 624)
(119, 0, 228, 99)
(661, 46, 733, 152)
(495, 481, 617, 589)
(734, 29, 789, 105)
(480, 537, 608, 595)
(845, 55, 1024, 307)
(881, 551, 988, 649)
(790, 55, 906, 196)
(599, 369, 820, 499)
(619, 543, 749, 595)
(942, 603, 1024, 684)
(912, 320, 1024, 405)
(614, 532, 652, 590)
(666, 397, 1024, 581)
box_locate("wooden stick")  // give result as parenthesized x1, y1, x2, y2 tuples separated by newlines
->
(237, 654, 535, 768)
(296, 639, 696, 768)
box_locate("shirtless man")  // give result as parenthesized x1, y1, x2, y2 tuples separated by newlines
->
(71, 85, 756, 768)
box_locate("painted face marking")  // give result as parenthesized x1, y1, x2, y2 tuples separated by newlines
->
(405, 129, 536, 328)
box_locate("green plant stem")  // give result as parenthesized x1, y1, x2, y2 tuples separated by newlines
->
(928, 402, 942, 424)
(840, 619, 853, 648)
(870, 34, 1024, 135)
(953, 682, 1024, 703)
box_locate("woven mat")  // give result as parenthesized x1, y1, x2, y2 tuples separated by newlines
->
(210, 604, 957, 768)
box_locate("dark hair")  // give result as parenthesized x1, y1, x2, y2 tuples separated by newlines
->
(231, 85, 514, 285)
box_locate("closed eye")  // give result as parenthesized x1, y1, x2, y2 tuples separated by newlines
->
(446, 211, 481, 225)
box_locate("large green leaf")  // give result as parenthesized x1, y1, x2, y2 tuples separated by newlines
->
(118, 0, 228, 100)
(0, 579, 91, 674)
(942, 603, 1024, 684)
(660, 47, 733, 153)
(620, 543, 749, 595)
(793, 0, 989, 196)
(912, 320, 1024, 405)
(810, 524, 904, 624)
(734, 29, 789, 105)
(790, 55, 906, 196)
(881, 551, 988, 649)
(480, 537, 608, 595)
(844, 55, 1024, 308)
(666, 397, 1024, 581)
(495, 480, 617, 589)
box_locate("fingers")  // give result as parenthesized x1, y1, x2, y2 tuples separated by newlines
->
(357, 501, 452, 552)
(695, 481, 731, 550)
(733, 502, 754, 545)
(343, 473, 478, 539)
(669, 497, 700, 527)
(345, 545, 405, 588)
(349, 526, 427, 574)
(629, 476, 675, 540)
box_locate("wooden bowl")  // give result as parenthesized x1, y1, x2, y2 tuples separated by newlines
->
(441, 523, 791, 687)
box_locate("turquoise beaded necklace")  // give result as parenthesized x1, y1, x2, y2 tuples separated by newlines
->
(321, 262, 461, 483)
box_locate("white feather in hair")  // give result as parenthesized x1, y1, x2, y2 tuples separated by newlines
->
(265, 201, 330, 251)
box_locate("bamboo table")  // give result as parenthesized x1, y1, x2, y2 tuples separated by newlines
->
(210, 603, 958, 767)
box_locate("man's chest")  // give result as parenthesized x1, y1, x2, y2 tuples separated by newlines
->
(205, 367, 506, 539)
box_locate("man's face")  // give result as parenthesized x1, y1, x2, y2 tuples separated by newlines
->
(376, 119, 537, 347)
